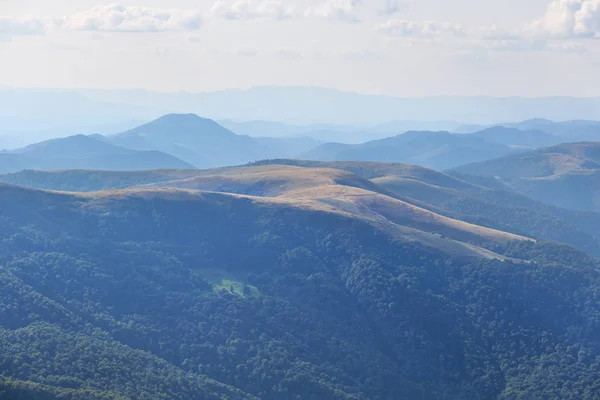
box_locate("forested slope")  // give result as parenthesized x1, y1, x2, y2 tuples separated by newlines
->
(0, 181, 599, 399)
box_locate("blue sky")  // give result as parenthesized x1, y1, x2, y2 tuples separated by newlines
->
(1, 0, 599, 96)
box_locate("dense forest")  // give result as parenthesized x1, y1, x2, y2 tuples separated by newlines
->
(0, 180, 600, 399)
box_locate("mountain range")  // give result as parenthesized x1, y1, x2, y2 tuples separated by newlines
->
(455, 118, 600, 138)
(453, 141, 600, 212)
(0, 115, 325, 172)
(4, 113, 594, 173)
(0, 134, 193, 173)
(300, 130, 522, 170)
(4, 87, 600, 152)
(2, 159, 600, 398)
(5, 87, 600, 128)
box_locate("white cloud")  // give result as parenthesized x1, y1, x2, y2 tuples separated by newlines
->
(379, 0, 409, 16)
(378, 19, 465, 38)
(209, 0, 295, 20)
(305, 0, 362, 23)
(55, 4, 202, 32)
(477, 25, 521, 41)
(529, 0, 600, 38)
(376, 16, 587, 55)
(0, 16, 46, 36)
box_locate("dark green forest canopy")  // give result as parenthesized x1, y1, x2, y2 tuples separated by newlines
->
(0, 181, 599, 399)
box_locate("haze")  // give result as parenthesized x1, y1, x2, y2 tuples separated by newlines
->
(2, 0, 600, 96)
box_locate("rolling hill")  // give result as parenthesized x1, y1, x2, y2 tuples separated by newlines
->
(1, 167, 600, 398)
(454, 119, 600, 142)
(467, 126, 560, 148)
(5, 159, 600, 257)
(14, 134, 132, 159)
(301, 131, 518, 170)
(253, 136, 324, 158)
(0, 135, 194, 173)
(246, 159, 600, 257)
(452, 142, 600, 212)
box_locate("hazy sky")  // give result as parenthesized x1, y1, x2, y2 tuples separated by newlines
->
(1, 0, 599, 96)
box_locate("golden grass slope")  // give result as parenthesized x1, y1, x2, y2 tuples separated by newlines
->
(0, 163, 533, 261)
(144, 165, 383, 197)
(454, 142, 600, 181)
(135, 165, 532, 260)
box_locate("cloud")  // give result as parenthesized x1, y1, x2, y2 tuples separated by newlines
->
(529, 0, 600, 38)
(378, 19, 465, 38)
(487, 39, 548, 52)
(55, 4, 202, 32)
(378, 0, 409, 16)
(305, 0, 362, 23)
(0, 16, 46, 36)
(477, 25, 521, 40)
(209, 0, 295, 20)
(376, 16, 586, 55)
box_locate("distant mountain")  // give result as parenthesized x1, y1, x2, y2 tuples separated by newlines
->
(560, 125, 600, 142)
(88, 133, 111, 143)
(79, 87, 600, 124)
(452, 142, 600, 211)
(5, 87, 600, 136)
(513, 119, 600, 137)
(15, 134, 133, 159)
(110, 114, 266, 168)
(219, 119, 357, 137)
(221, 119, 462, 143)
(455, 119, 600, 141)
(221, 120, 393, 144)
(467, 126, 560, 148)
(253, 136, 324, 158)
(370, 120, 462, 133)
(302, 131, 518, 170)
(0, 134, 193, 173)
(290, 129, 391, 144)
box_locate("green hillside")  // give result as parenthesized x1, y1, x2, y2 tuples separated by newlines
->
(0, 173, 600, 398)
(452, 142, 600, 211)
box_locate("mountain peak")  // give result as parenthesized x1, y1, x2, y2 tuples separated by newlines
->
(154, 113, 208, 123)
(18, 134, 133, 160)
(111, 113, 264, 168)
(123, 113, 234, 137)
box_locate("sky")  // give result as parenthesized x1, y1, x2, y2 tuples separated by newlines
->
(1, 0, 599, 97)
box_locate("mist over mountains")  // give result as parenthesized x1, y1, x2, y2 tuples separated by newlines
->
(3, 87, 600, 146)
(3, 111, 600, 173)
